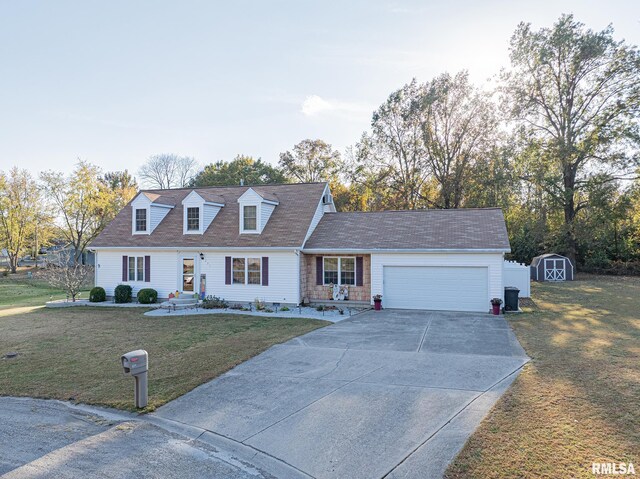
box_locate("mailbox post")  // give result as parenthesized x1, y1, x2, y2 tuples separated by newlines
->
(121, 349, 148, 408)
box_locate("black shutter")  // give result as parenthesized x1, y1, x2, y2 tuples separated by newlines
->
(144, 256, 151, 282)
(225, 256, 232, 285)
(262, 257, 269, 286)
(122, 256, 128, 282)
(356, 256, 364, 286)
(316, 256, 323, 285)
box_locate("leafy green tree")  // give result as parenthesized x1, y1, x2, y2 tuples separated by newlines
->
(279, 139, 342, 184)
(504, 14, 640, 265)
(191, 155, 286, 186)
(356, 79, 429, 210)
(0, 168, 43, 273)
(420, 71, 499, 208)
(101, 170, 138, 216)
(41, 161, 116, 264)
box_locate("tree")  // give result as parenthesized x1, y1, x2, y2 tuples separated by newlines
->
(279, 139, 342, 183)
(504, 14, 640, 265)
(356, 79, 430, 210)
(42, 249, 92, 302)
(101, 170, 138, 217)
(138, 154, 198, 189)
(420, 71, 499, 208)
(191, 155, 286, 186)
(0, 168, 42, 273)
(41, 161, 116, 265)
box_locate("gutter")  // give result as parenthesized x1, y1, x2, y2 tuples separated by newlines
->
(90, 246, 302, 252)
(301, 248, 511, 254)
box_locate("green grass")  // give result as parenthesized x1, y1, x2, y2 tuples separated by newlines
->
(445, 275, 640, 478)
(0, 277, 328, 411)
(0, 267, 91, 309)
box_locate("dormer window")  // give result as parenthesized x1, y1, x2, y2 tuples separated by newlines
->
(135, 209, 147, 232)
(186, 207, 200, 231)
(243, 205, 257, 231)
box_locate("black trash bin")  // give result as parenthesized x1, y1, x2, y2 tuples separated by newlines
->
(504, 287, 520, 312)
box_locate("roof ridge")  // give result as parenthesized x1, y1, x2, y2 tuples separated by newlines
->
(142, 182, 327, 193)
(326, 207, 503, 214)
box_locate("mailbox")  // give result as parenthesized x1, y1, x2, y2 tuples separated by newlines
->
(121, 349, 149, 408)
(121, 350, 148, 375)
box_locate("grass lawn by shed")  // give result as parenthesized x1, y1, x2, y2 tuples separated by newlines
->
(0, 274, 328, 411)
(446, 275, 639, 478)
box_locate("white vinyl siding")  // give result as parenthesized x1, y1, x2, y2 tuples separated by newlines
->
(200, 250, 299, 303)
(95, 250, 178, 298)
(260, 203, 276, 230)
(150, 206, 171, 232)
(371, 252, 504, 311)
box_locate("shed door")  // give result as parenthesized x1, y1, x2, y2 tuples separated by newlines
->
(544, 258, 565, 281)
(383, 266, 488, 312)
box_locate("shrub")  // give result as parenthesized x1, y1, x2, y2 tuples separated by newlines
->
(202, 295, 228, 309)
(137, 288, 158, 304)
(229, 303, 245, 310)
(114, 284, 133, 304)
(316, 305, 325, 311)
(89, 286, 106, 303)
(280, 306, 290, 311)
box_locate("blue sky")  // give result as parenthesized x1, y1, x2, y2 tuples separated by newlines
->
(1, 0, 639, 177)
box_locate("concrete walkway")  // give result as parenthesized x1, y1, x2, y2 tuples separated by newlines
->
(155, 310, 529, 478)
(2, 310, 528, 479)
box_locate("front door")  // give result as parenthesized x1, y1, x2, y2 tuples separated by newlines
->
(181, 257, 196, 293)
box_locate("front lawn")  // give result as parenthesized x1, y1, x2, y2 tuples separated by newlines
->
(0, 304, 328, 411)
(0, 268, 86, 310)
(446, 275, 639, 478)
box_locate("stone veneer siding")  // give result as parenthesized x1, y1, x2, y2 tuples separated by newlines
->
(300, 254, 371, 303)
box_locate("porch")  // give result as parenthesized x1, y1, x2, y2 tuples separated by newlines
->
(300, 253, 371, 305)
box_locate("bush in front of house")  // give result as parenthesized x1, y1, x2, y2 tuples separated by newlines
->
(202, 295, 228, 309)
(114, 284, 133, 303)
(137, 288, 158, 304)
(89, 286, 106, 302)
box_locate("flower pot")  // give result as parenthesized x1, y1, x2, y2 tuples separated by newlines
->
(492, 304, 500, 315)
(374, 299, 382, 311)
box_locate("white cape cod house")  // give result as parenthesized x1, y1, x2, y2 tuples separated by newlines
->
(91, 182, 511, 312)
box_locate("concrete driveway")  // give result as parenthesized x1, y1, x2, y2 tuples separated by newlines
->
(154, 310, 529, 478)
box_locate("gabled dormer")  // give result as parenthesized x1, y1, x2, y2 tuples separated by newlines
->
(131, 192, 175, 235)
(181, 190, 225, 235)
(237, 187, 279, 234)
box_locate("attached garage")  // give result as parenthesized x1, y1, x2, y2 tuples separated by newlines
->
(304, 208, 511, 312)
(383, 265, 488, 312)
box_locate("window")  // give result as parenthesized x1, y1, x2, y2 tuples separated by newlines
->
(128, 256, 145, 281)
(182, 258, 194, 291)
(232, 258, 245, 284)
(323, 257, 356, 285)
(247, 258, 261, 285)
(186, 207, 200, 231)
(340, 258, 355, 285)
(323, 257, 338, 285)
(232, 257, 261, 285)
(135, 209, 147, 232)
(243, 205, 257, 231)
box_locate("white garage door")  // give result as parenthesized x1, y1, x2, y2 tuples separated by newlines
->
(383, 266, 488, 312)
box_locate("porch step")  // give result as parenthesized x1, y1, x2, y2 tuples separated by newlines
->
(167, 297, 199, 305)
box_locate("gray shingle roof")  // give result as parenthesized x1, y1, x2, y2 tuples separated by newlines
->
(303, 209, 510, 251)
(91, 183, 327, 248)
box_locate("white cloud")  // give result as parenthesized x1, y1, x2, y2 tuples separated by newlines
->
(301, 95, 372, 120)
(301, 95, 334, 116)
